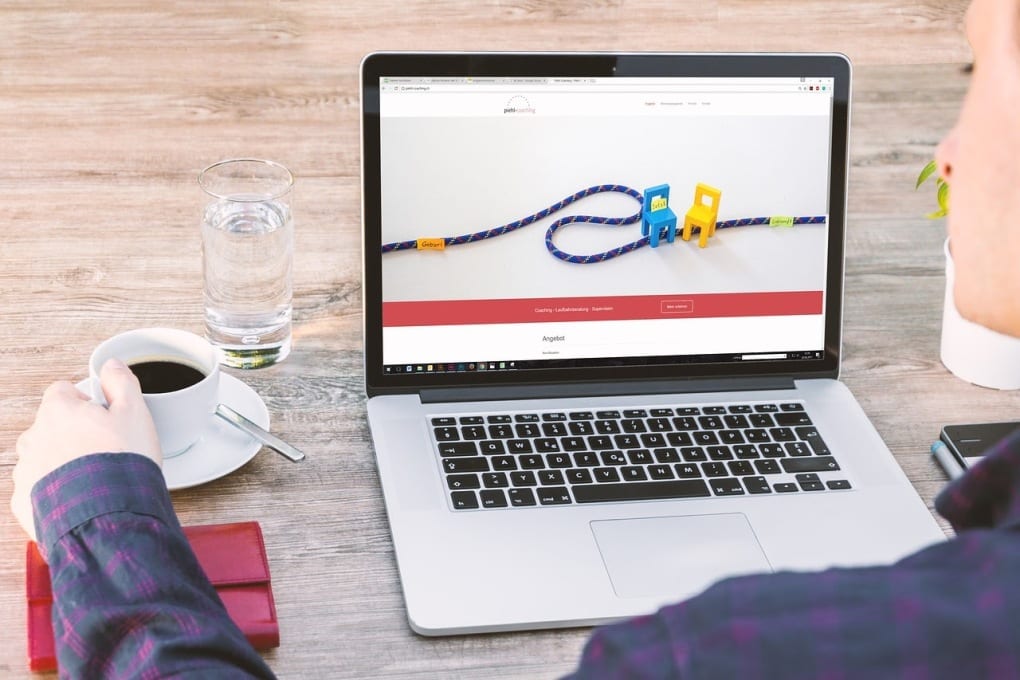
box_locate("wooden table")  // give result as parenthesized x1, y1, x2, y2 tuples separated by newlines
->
(5, 1, 1014, 677)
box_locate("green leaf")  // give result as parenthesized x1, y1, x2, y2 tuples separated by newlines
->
(916, 159, 938, 189)
(937, 180, 950, 213)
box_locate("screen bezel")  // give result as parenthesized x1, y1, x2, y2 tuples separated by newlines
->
(361, 52, 850, 397)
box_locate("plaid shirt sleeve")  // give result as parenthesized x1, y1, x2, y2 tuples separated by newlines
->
(566, 428, 1020, 679)
(31, 452, 276, 679)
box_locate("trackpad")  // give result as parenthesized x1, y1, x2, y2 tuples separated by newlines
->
(591, 513, 772, 599)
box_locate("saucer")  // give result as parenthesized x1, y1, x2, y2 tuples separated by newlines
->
(75, 373, 269, 490)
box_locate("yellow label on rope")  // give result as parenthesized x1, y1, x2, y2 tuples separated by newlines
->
(769, 216, 794, 227)
(417, 238, 446, 250)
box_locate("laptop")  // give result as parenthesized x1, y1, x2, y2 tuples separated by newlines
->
(359, 52, 945, 635)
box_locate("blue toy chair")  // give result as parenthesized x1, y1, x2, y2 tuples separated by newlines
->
(641, 184, 677, 248)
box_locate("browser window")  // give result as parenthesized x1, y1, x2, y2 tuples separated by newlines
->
(378, 75, 834, 374)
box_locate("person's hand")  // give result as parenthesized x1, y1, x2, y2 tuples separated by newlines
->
(11, 358, 162, 541)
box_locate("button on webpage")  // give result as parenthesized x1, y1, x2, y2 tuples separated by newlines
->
(661, 299, 694, 314)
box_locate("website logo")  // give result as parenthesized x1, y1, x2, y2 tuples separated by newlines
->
(503, 95, 535, 115)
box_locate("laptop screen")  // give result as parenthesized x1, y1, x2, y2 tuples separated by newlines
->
(361, 54, 849, 394)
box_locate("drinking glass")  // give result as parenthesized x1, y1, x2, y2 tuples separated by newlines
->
(199, 159, 294, 368)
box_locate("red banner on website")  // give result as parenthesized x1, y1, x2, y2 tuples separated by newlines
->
(382, 291, 823, 327)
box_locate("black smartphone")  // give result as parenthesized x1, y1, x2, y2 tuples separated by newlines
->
(940, 421, 1020, 470)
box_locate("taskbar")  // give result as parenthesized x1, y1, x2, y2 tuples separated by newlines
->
(382, 350, 824, 375)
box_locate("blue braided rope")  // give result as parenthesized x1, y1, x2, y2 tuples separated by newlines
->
(381, 184, 642, 253)
(380, 185, 826, 263)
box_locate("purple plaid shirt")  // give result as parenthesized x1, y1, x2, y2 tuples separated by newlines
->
(567, 428, 1020, 679)
(32, 453, 275, 679)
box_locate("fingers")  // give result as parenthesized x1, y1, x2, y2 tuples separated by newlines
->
(42, 379, 90, 404)
(99, 358, 146, 415)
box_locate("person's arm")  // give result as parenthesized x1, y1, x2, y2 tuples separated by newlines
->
(12, 359, 276, 678)
(34, 452, 276, 678)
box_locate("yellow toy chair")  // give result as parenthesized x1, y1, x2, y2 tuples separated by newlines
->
(683, 183, 722, 248)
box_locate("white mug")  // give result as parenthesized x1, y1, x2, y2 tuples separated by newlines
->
(89, 328, 221, 456)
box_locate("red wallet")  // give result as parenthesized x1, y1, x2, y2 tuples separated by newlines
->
(26, 521, 279, 672)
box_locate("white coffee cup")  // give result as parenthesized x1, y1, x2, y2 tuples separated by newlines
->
(89, 328, 221, 457)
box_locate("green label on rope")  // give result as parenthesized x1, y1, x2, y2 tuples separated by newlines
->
(770, 216, 794, 227)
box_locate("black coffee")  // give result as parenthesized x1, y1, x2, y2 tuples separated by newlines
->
(128, 360, 206, 394)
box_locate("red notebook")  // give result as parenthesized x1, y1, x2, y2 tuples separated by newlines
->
(26, 521, 279, 672)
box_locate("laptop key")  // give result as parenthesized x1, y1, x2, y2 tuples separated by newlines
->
(774, 483, 799, 493)
(567, 468, 594, 484)
(601, 451, 627, 465)
(775, 412, 812, 426)
(480, 440, 506, 455)
(537, 487, 572, 505)
(491, 456, 517, 471)
(546, 453, 572, 468)
(451, 491, 479, 509)
(431, 417, 456, 426)
(480, 490, 508, 508)
(535, 438, 560, 453)
(654, 447, 681, 463)
(462, 426, 487, 440)
(447, 474, 480, 490)
(754, 459, 781, 475)
(780, 457, 840, 473)
(519, 455, 545, 469)
(743, 476, 772, 494)
(649, 464, 674, 480)
(727, 461, 755, 476)
(434, 427, 460, 441)
(482, 472, 509, 488)
(510, 471, 537, 486)
(568, 421, 594, 436)
(442, 457, 489, 473)
(542, 422, 568, 437)
(508, 488, 537, 506)
(666, 432, 693, 446)
(573, 479, 710, 503)
(438, 441, 478, 457)
(675, 463, 702, 478)
(621, 466, 648, 481)
(780, 402, 806, 411)
(710, 478, 744, 496)
(784, 442, 811, 457)
(488, 424, 513, 439)
(507, 439, 533, 454)
(826, 479, 852, 490)
(703, 462, 728, 477)
(539, 470, 565, 485)
(561, 436, 587, 452)
(594, 467, 622, 482)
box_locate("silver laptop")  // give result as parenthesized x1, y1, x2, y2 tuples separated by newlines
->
(360, 52, 944, 635)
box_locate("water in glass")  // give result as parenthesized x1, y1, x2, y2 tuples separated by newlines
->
(202, 197, 293, 368)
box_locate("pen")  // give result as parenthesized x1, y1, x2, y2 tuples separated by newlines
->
(931, 440, 964, 480)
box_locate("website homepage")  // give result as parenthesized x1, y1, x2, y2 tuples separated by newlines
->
(378, 76, 834, 373)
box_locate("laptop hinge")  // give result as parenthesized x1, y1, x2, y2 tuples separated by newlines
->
(419, 376, 796, 404)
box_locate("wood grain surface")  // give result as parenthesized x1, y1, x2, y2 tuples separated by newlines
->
(4, 1, 1009, 678)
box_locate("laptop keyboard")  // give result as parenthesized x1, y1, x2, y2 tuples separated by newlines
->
(430, 401, 851, 510)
